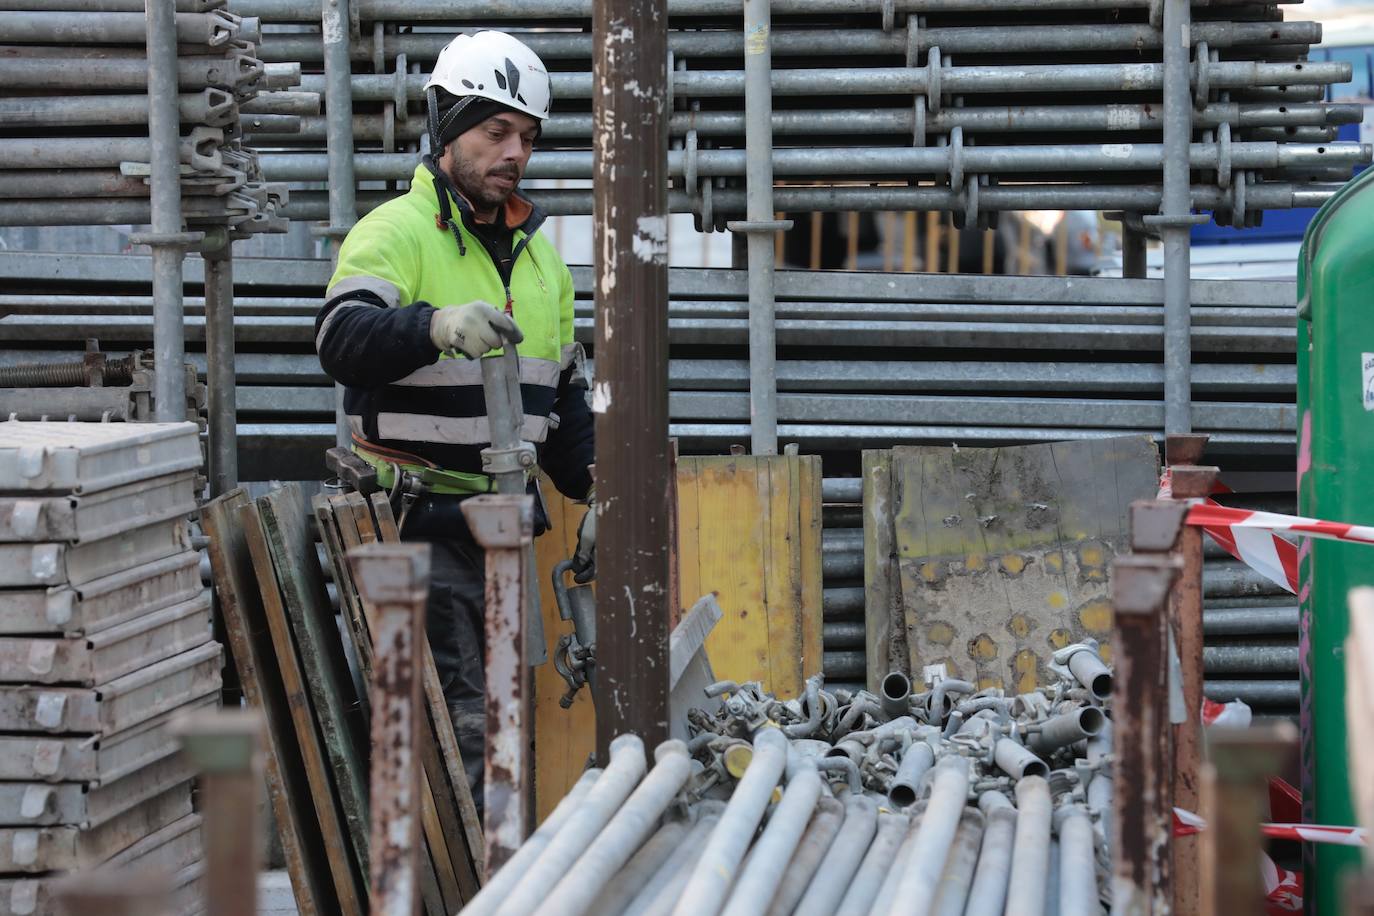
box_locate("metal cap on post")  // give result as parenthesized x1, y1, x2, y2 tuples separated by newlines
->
(349, 542, 430, 916)
(173, 708, 265, 916)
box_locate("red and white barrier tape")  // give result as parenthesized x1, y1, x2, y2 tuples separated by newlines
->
(1158, 469, 1302, 594)
(1172, 807, 1368, 847)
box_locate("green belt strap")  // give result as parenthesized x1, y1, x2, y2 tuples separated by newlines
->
(351, 446, 496, 496)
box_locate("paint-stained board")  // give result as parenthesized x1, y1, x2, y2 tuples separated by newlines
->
(882, 437, 1158, 692)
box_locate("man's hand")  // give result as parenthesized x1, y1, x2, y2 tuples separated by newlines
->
(572, 496, 596, 584)
(429, 301, 523, 359)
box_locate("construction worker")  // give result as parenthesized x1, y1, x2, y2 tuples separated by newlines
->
(314, 30, 595, 811)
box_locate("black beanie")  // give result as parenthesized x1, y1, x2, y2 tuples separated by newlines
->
(430, 92, 537, 153)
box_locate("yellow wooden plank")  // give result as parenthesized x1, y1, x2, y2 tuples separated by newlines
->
(762, 458, 801, 696)
(797, 456, 824, 680)
(675, 458, 703, 619)
(700, 457, 772, 690)
(532, 476, 595, 823)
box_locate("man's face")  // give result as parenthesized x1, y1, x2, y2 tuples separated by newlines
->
(439, 111, 539, 216)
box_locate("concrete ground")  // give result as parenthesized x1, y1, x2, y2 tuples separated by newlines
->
(259, 872, 298, 916)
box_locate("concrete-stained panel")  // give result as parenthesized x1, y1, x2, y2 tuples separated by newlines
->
(880, 437, 1159, 690)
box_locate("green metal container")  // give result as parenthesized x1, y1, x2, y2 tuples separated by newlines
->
(1296, 164, 1374, 914)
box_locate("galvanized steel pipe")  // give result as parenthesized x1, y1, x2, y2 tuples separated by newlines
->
(880, 671, 911, 720)
(145, 0, 190, 422)
(1065, 646, 1114, 702)
(461, 770, 601, 916)
(1160, 0, 1194, 434)
(831, 809, 910, 916)
(887, 741, 935, 808)
(622, 803, 726, 916)
(1055, 805, 1099, 916)
(763, 796, 846, 916)
(932, 809, 987, 916)
(585, 819, 691, 916)
(1026, 707, 1107, 756)
(1005, 776, 1052, 916)
(793, 795, 879, 916)
(0, 90, 237, 129)
(720, 763, 823, 916)
(297, 59, 1352, 104)
(672, 727, 788, 916)
(965, 792, 1017, 916)
(738, 0, 780, 455)
(884, 755, 972, 916)
(994, 738, 1051, 781)
(495, 735, 647, 916)
(540, 741, 692, 916)
(228, 0, 1333, 19)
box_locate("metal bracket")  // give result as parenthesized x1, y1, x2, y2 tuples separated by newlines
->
(1129, 499, 1190, 553)
(480, 443, 537, 478)
(725, 219, 793, 233)
(1142, 212, 1210, 229)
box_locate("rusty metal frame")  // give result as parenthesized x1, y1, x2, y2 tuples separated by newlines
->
(460, 493, 534, 876)
(1110, 551, 1180, 916)
(174, 708, 265, 916)
(1162, 433, 1220, 916)
(1199, 724, 1298, 916)
(349, 542, 430, 916)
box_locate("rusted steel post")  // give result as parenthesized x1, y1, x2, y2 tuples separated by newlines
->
(173, 708, 265, 916)
(461, 493, 535, 876)
(591, 0, 672, 757)
(1199, 724, 1298, 916)
(1162, 459, 1218, 916)
(1110, 553, 1180, 916)
(349, 543, 430, 916)
(1148, 434, 1218, 916)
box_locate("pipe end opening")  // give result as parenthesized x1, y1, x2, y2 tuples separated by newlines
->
(888, 785, 917, 808)
(1023, 760, 1050, 780)
(881, 672, 911, 703)
(1078, 706, 1106, 736)
(1091, 673, 1113, 701)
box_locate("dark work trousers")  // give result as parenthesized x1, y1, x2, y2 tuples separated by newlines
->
(399, 492, 487, 813)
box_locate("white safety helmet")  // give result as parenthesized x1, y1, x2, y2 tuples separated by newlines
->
(424, 30, 552, 124)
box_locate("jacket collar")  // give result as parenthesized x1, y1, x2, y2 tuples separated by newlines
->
(415, 159, 547, 240)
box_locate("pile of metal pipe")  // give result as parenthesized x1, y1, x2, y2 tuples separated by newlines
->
(0, 1, 303, 237)
(466, 655, 1114, 915)
(225, 0, 1367, 225)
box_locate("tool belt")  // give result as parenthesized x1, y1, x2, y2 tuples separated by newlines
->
(350, 440, 499, 497)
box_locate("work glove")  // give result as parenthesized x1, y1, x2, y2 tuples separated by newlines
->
(429, 301, 523, 360)
(572, 489, 596, 584)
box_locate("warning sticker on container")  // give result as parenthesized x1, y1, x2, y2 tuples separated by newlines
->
(1364, 353, 1374, 412)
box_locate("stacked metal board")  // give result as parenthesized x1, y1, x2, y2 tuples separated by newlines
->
(0, 0, 298, 236)
(0, 422, 218, 916)
(227, 0, 1369, 226)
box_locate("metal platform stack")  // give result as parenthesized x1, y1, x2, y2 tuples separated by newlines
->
(0, 422, 218, 916)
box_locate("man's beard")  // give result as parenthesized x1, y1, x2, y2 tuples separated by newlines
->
(446, 155, 518, 213)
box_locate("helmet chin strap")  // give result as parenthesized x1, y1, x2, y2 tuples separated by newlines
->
(425, 86, 441, 156)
